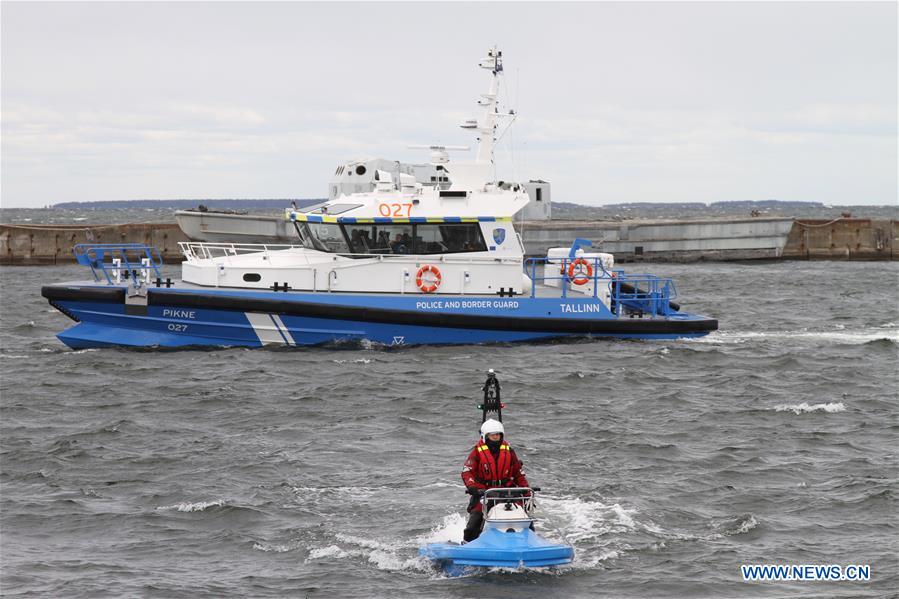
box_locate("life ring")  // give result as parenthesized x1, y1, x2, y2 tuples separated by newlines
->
(567, 258, 593, 285)
(416, 264, 442, 293)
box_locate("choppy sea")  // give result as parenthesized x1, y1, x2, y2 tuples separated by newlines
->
(1, 260, 897, 598)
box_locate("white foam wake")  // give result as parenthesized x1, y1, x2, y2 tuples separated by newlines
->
(535, 496, 644, 569)
(417, 512, 467, 545)
(774, 402, 846, 414)
(155, 499, 224, 512)
(539, 496, 639, 542)
(686, 328, 899, 345)
(731, 514, 759, 535)
(253, 540, 304, 553)
(64, 348, 101, 356)
(306, 545, 348, 559)
(290, 485, 377, 501)
(301, 513, 469, 574)
(303, 532, 431, 572)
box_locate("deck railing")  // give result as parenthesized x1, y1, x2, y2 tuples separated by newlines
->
(178, 242, 302, 262)
(74, 244, 163, 285)
(178, 241, 519, 266)
(524, 257, 678, 316)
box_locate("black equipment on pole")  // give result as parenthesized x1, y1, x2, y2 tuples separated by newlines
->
(477, 369, 505, 424)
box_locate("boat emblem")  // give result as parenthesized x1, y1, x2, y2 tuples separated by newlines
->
(392, 336, 406, 345)
(492, 228, 506, 245)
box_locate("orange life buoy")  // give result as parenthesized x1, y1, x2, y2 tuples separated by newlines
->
(567, 258, 593, 285)
(416, 264, 442, 293)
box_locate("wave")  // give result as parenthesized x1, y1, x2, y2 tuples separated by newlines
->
(686, 327, 899, 346)
(538, 496, 639, 545)
(63, 348, 101, 356)
(645, 513, 759, 544)
(253, 539, 304, 553)
(864, 337, 899, 348)
(155, 499, 225, 512)
(290, 485, 378, 502)
(417, 512, 467, 545)
(306, 544, 348, 559)
(541, 496, 761, 568)
(774, 402, 846, 414)
(323, 338, 389, 351)
(303, 532, 431, 573)
(724, 514, 759, 536)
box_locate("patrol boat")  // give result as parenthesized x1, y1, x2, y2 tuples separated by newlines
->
(420, 371, 574, 574)
(41, 48, 717, 349)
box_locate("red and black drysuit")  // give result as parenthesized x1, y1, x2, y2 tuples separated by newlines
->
(460, 438, 530, 542)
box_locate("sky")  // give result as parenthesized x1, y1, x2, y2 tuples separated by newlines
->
(1, 1, 896, 208)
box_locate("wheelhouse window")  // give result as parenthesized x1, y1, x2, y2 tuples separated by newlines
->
(345, 224, 412, 254)
(298, 221, 487, 255)
(437, 223, 486, 252)
(300, 222, 352, 253)
(342, 222, 486, 255)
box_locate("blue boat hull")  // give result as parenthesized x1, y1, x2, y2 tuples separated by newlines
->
(420, 528, 574, 574)
(43, 284, 718, 349)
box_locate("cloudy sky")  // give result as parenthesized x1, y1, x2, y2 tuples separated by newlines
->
(2, 2, 896, 208)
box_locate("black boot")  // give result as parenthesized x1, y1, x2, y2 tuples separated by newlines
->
(463, 511, 484, 543)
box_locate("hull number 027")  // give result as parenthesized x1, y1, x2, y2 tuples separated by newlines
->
(378, 203, 413, 217)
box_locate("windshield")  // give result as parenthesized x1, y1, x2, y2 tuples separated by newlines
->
(298, 222, 351, 253)
(295, 221, 487, 255)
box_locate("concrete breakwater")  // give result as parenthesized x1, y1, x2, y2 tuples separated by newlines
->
(781, 218, 897, 261)
(1, 223, 188, 265)
(1, 217, 896, 265)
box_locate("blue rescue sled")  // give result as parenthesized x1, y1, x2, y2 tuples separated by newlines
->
(420, 487, 573, 574)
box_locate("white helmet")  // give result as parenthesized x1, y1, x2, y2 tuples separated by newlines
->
(480, 419, 504, 438)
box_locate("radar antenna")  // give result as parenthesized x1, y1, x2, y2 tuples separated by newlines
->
(407, 144, 470, 165)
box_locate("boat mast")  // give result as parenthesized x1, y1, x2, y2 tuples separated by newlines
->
(413, 47, 512, 191)
(472, 47, 503, 166)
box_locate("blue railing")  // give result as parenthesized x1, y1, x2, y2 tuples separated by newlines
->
(612, 273, 678, 317)
(523, 256, 678, 316)
(73, 244, 163, 285)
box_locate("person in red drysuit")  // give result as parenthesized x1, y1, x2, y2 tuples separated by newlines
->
(461, 418, 530, 542)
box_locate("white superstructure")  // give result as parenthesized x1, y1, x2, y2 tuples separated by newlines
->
(180, 48, 564, 298)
